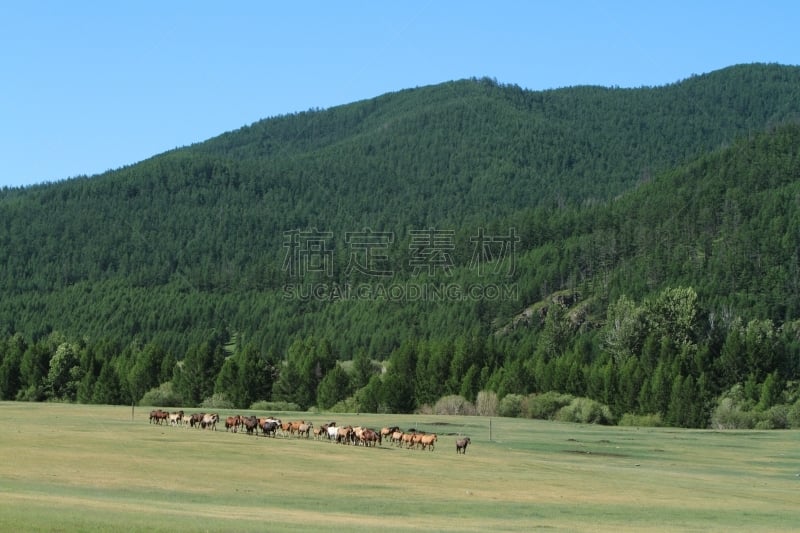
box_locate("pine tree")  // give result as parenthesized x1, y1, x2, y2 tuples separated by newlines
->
(316, 364, 352, 409)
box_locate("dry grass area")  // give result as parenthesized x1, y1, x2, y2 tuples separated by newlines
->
(1, 402, 798, 532)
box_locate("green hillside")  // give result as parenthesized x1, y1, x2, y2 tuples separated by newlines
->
(1, 63, 799, 427)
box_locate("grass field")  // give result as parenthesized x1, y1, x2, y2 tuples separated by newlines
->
(1, 402, 798, 532)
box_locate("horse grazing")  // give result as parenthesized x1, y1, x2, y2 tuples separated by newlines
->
(456, 437, 471, 454)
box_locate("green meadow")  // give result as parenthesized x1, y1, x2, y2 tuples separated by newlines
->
(0, 402, 798, 532)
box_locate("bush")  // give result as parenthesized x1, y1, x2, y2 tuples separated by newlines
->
(249, 400, 302, 412)
(710, 397, 757, 429)
(16, 385, 45, 402)
(200, 393, 234, 410)
(139, 382, 182, 407)
(788, 399, 800, 428)
(327, 396, 360, 413)
(416, 404, 434, 415)
(555, 397, 614, 425)
(525, 391, 574, 420)
(760, 405, 789, 429)
(433, 395, 476, 416)
(754, 419, 774, 430)
(498, 394, 525, 418)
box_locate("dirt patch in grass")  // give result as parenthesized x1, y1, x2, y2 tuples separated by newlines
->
(562, 449, 631, 458)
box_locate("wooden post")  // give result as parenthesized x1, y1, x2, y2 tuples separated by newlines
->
(489, 417, 492, 441)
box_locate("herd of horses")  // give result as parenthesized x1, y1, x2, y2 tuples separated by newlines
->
(148, 409, 471, 453)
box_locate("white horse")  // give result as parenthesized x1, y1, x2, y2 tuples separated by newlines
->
(327, 425, 339, 441)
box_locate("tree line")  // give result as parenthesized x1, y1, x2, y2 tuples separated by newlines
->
(1, 282, 799, 429)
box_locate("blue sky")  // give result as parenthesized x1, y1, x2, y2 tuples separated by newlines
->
(1, 2, 797, 188)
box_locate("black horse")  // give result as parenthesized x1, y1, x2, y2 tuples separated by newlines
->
(261, 420, 279, 438)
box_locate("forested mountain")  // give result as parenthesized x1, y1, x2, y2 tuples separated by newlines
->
(1, 63, 799, 427)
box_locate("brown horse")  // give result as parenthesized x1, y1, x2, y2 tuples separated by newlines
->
(149, 409, 168, 425)
(391, 430, 404, 446)
(298, 422, 313, 438)
(225, 415, 241, 432)
(337, 426, 354, 445)
(456, 437, 471, 454)
(380, 426, 399, 443)
(188, 413, 205, 428)
(242, 416, 259, 435)
(360, 428, 381, 447)
(419, 433, 437, 451)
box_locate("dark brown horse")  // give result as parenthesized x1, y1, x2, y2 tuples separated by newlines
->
(242, 416, 259, 435)
(359, 428, 381, 447)
(261, 420, 279, 437)
(149, 409, 168, 425)
(225, 415, 241, 432)
(456, 437, 471, 454)
(188, 413, 205, 428)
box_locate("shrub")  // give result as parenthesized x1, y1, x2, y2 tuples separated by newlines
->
(710, 397, 756, 429)
(416, 404, 434, 415)
(327, 396, 360, 413)
(555, 397, 614, 425)
(498, 393, 525, 418)
(200, 393, 234, 409)
(761, 405, 789, 429)
(788, 399, 800, 428)
(433, 395, 476, 416)
(525, 391, 574, 420)
(16, 385, 45, 402)
(139, 382, 182, 407)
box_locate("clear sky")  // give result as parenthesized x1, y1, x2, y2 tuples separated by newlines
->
(1, 1, 797, 188)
